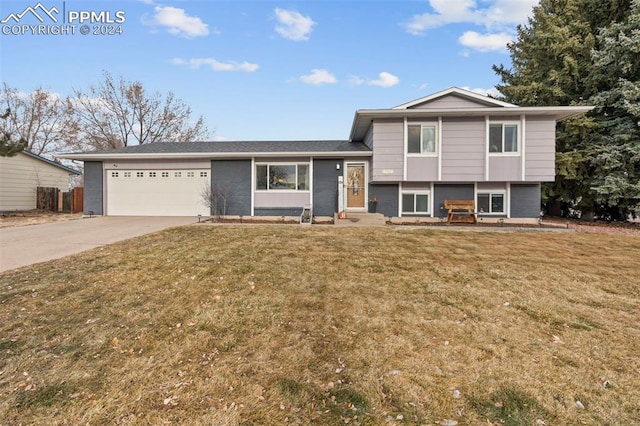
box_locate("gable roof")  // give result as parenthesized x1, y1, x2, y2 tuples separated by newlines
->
(21, 151, 82, 175)
(393, 87, 517, 109)
(63, 140, 371, 161)
(350, 87, 594, 141)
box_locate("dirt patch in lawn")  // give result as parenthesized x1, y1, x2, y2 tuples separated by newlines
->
(0, 211, 82, 228)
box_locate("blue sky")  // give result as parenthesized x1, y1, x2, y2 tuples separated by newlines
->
(1, 0, 539, 143)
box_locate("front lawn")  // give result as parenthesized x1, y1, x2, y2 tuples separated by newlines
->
(1, 226, 639, 425)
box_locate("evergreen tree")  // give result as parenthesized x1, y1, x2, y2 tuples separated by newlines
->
(0, 108, 27, 157)
(587, 0, 640, 218)
(493, 0, 636, 219)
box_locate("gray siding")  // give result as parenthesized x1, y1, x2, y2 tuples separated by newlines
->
(433, 184, 474, 219)
(254, 192, 310, 208)
(489, 156, 521, 181)
(406, 157, 438, 181)
(441, 118, 485, 181)
(368, 184, 398, 217)
(254, 207, 303, 216)
(371, 119, 404, 182)
(313, 159, 342, 216)
(211, 160, 251, 216)
(84, 161, 103, 215)
(525, 117, 556, 181)
(511, 184, 541, 218)
(364, 127, 373, 150)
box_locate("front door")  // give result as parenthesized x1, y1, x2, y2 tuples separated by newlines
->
(345, 163, 366, 209)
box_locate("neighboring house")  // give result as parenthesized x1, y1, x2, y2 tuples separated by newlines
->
(0, 151, 81, 211)
(63, 88, 591, 220)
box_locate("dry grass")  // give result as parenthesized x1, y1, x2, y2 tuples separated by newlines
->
(1, 225, 639, 425)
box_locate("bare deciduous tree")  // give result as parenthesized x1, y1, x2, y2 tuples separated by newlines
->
(70, 71, 208, 150)
(1, 83, 70, 156)
(201, 182, 229, 219)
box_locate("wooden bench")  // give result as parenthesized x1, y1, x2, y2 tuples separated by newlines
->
(444, 200, 477, 224)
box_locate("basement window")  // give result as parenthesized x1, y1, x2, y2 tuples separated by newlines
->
(161, 172, 169, 178)
(136, 172, 144, 177)
(124, 172, 131, 178)
(111, 172, 119, 178)
(187, 171, 195, 178)
(477, 192, 505, 214)
(149, 172, 156, 178)
(200, 171, 208, 178)
(174, 171, 182, 178)
(402, 192, 430, 214)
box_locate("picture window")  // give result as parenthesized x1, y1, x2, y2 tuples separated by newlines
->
(256, 163, 309, 191)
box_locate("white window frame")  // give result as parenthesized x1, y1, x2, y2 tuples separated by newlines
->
(488, 121, 520, 156)
(406, 122, 439, 156)
(123, 171, 131, 178)
(401, 190, 431, 215)
(255, 162, 311, 192)
(477, 191, 507, 215)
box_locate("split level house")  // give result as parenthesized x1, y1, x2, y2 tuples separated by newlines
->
(63, 87, 592, 221)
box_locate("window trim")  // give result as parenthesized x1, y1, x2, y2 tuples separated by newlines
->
(488, 121, 520, 156)
(477, 191, 506, 215)
(406, 122, 439, 157)
(255, 162, 311, 192)
(401, 190, 431, 215)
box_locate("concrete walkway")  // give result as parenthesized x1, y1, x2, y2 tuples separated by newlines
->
(334, 212, 387, 227)
(0, 216, 197, 273)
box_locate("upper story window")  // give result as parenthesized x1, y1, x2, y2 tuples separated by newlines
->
(256, 163, 309, 191)
(407, 123, 437, 155)
(489, 122, 519, 154)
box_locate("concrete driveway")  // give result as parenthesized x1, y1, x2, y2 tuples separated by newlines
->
(0, 216, 198, 273)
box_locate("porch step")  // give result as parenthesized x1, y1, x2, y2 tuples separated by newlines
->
(334, 212, 387, 227)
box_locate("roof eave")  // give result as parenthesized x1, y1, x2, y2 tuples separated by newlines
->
(61, 150, 372, 161)
(349, 106, 594, 141)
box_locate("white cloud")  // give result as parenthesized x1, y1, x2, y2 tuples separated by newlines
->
(274, 8, 315, 41)
(401, 0, 537, 52)
(348, 75, 365, 87)
(172, 57, 259, 72)
(299, 69, 337, 85)
(149, 6, 209, 37)
(367, 72, 400, 88)
(459, 31, 512, 52)
(462, 86, 501, 98)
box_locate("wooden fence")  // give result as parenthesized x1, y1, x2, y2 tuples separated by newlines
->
(37, 187, 83, 213)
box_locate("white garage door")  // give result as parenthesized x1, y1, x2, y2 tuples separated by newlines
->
(106, 169, 210, 216)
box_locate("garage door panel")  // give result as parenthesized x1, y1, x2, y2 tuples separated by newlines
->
(106, 170, 210, 216)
